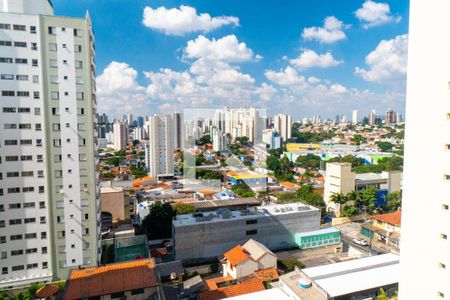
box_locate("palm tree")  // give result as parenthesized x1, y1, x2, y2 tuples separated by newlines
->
(329, 192, 348, 217)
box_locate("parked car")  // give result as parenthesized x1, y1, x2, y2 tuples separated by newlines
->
(353, 238, 369, 246)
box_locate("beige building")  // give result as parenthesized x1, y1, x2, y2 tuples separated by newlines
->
(222, 239, 277, 280)
(324, 162, 401, 215)
(100, 186, 130, 223)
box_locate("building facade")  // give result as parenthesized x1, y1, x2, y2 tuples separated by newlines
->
(145, 114, 174, 177)
(112, 120, 127, 150)
(173, 203, 321, 261)
(0, 0, 100, 286)
(400, 1, 450, 298)
(273, 113, 292, 142)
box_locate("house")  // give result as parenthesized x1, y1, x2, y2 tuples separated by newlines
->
(64, 259, 159, 300)
(279, 181, 298, 192)
(222, 239, 277, 279)
(362, 210, 401, 248)
(199, 276, 266, 300)
(100, 185, 130, 223)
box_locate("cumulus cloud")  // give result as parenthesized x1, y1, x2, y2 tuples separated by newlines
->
(184, 35, 257, 62)
(264, 67, 307, 86)
(289, 49, 342, 69)
(355, 1, 401, 28)
(355, 34, 408, 82)
(142, 5, 239, 36)
(302, 16, 347, 44)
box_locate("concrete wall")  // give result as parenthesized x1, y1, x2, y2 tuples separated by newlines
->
(100, 190, 130, 222)
(173, 210, 320, 261)
(324, 162, 355, 213)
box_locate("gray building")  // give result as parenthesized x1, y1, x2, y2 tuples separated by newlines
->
(173, 203, 321, 261)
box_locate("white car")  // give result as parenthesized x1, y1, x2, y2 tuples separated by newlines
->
(353, 238, 369, 246)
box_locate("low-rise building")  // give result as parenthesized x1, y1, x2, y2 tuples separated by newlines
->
(362, 210, 401, 249)
(100, 186, 130, 223)
(278, 253, 399, 299)
(64, 259, 159, 300)
(173, 203, 321, 261)
(222, 239, 277, 279)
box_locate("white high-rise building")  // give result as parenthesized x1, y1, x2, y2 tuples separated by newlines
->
(132, 127, 143, 141)
(213, 107, 263, 143)
(0, 0, 100, 286)
(368, 109, 376, 125)
(352, 109, 358, 124)
(145, 115, 174, 177)
(172, 111, 183, 149)
(273, 114, 292, 142)
(262, 129, 281, 149)
(400, 1, 450, 298)
(113, 120, 128, 150)
(211, 126, 227, 152)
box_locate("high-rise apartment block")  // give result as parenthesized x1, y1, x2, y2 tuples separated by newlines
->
(400, 1, 450, 298)
(172, 112, 183, 149)
(0, 0, 100, 287)
(385, 108, 397, 125)
(352, 109, 358, 125)
(273, 113, 292, 142)
(145, 115, 174, 177)
(368, 109, 376, 125)
(113, 120, 128, 150)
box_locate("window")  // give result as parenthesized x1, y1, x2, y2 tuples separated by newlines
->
(76, 92, 84, 100)
(75, 61, 83, 69)
(50, 75, 58, 83)
(25, 233, 37, 239)
(74, 29, 82, 37)
(0, 204, 3, 211)
(0, 220, 4, 227)
(4, 124, 17, 129)
(10, 235, 22, 241)
(42, 247, 47, 254)
(11, 250, 23, 256)
(41, 232, 47, 239)
(0, 57, 13, 63)
(57, 216, 65, 223)
(34, 91, 40, 99)
(23, 202, 35, 208)
(6, 156, 19, 161)
(5, 140, 18, 146)
(27, 263, 38, 269)
(38, 186, 44, 193)
(13, 24, 26, 31)
(12, 265, 25, 271)
(16, 75, 28, 81)
(76, 76, 84, 84)
(42, 262, 48, 269)
(1, 74, 13, 80)
(53, 139, 61, 147)
(32, 59, 38, 67)
(48, 27, 55, 35)
(74, 45, 82, 52)
(21, 155, 32, 161)
(14, 41, 26, 47)
(1, 252, 6, 259)
(246, 219, 257, 225)
(22, 186, 34, 192)
(53, 123, 61, 131)
(35, 123, 41, 131)
(0, 23, 11, 30)
(443, 204, 449, 211)
(9, 203, 21, 209)
(51, 91, 59, 100)
(9, 219, 22, 225)
(2, 90, 14, 96)
(246, 230, 257, 235)
(40, 217, 46, 224)
(1, 267, 7, 275)
(24, 218, 36, 223)
(20, 139, 32, 145)
(52, 108, 60, 115)
(50, 59, 57, 68)
(78, 123, 86, 131)
(33, 75, 39, 83)
(441, 233, 448, 240)
(111, 292, 124, 299)
(131, 289, 144, 296)
(77, 108, 85, 115)
(17, 91, 30, 97)
(0, 237, 5, 244)
(34, 108, 41, 115)
(18, 107, 31, 113)
(3, 107, 16, 113)
(30, 26, 36, 34)
(15, 58, 28, 64)
(49, 43, 57, 51)
(7, 172, 19, 177)
(37, 155, 43, 162)
(31, 42, 37, 50)
(0, 40, 12, 46)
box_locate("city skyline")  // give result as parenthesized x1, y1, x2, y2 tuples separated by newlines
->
(53, 0, 409, 119)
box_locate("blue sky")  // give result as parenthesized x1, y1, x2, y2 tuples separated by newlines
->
(54, 0, 409, 120)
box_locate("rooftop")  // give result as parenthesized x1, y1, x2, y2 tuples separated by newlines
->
(173, 203, 318, 227)
(372, 211, 401, 226)
(64, 259, 157, 300)
(200, 276, 266, 300)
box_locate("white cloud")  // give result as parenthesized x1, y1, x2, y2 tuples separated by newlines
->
(184, 35, 257, 62)
(289, 49, 342, 69)
(302, 16, 347, 44)
(264, 66, 306, 86)
(355, 34, 408, 82)
(142, 5, 239, 36)
(355, 1, 401, 29)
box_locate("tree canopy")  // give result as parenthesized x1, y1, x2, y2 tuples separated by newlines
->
(141, 202, 176, 240)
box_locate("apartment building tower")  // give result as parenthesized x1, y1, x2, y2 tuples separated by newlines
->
(273, 113, 292, 142)
(0, 0, 100, 287)
(145, 115, 174, 177)
(112, 120, 128, 150)
(400, 0, 450, 298)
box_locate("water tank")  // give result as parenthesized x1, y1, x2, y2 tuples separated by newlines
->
(298, 279, 312, 289)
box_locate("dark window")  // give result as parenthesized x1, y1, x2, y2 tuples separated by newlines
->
(111, 292, 124, 299)
(246, 230, 257, 236)
(131, 289, 144, 295)
(246, 219, 257, 225)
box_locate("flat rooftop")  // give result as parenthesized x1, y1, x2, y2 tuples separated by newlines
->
(303, 253, 399, 297)
(173, 203, 318, 227)
(355, 173, 387, 182)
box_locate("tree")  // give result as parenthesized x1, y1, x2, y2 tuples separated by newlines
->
(330, 193, 348, 217)
(343, 206, 359, 217)
(377, 141, 394, 152)
(297, 185, 313, 200)
(351, 134, 367, 145)
(173, 203, 196, 215)
(232, 183, 255, 198)
(197, 134, 212, 146)
(114, 149, 126, 157)
(196, 154, 206, 166)
(361, 187, 378, 213)
(106, 156, 120, 167)
(130, 165, 147, 177)
(296, 154, 321, 169)
(377, 288, 389, 300)
(386, 191, 402, 212)
(142, 202, 176, 239)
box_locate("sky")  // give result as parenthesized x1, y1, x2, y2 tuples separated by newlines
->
(54, 0, 409, 120)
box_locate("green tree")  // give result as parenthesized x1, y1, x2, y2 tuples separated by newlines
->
(386, 191, 402, 212)
(351, 134, 367, 145)
(130, 165, 147, 178)
(330, 193, 348, 217)
(142, 202, 176, 239)
(361, 187, 378, 213)
(266, 155, 281, 173)
(377, 288, 389, 300)
(231, 183, 255, 198)
(197, 134, 212, 146)
(114, 149, 126, 157)
(106, 156, 121, 167)
(196, 154, 206, 166)
(377, 141, 394, 152)
(343, 206, 359, 217)
(173, 203, 196, 215)
(296, 154, 321, 169)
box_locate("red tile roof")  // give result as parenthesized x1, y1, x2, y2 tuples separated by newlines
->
(36, 284, 59, 299)
(372, 211, 401, 226)
(254, 268, 279, 281)
(64, 259, 157, 300)
(223, 245, 251, 266)
(200, 277, 265, 300)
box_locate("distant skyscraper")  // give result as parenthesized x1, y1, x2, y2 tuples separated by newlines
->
(145, 115, 174, 177)
(211, 126, 227, 152)
(0, 0, 100, 286)
(273, 114, 292, 142)
(352, 110, 358, 124)
(113, 121, 128, 150)
(385, 108, 397, 125)
(172, 112, 183, 149)
(262, 129, 282, 149)
(368, 110, 376, 125)
(400, 1, 450, 298)
(137, 116, 144, 128)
